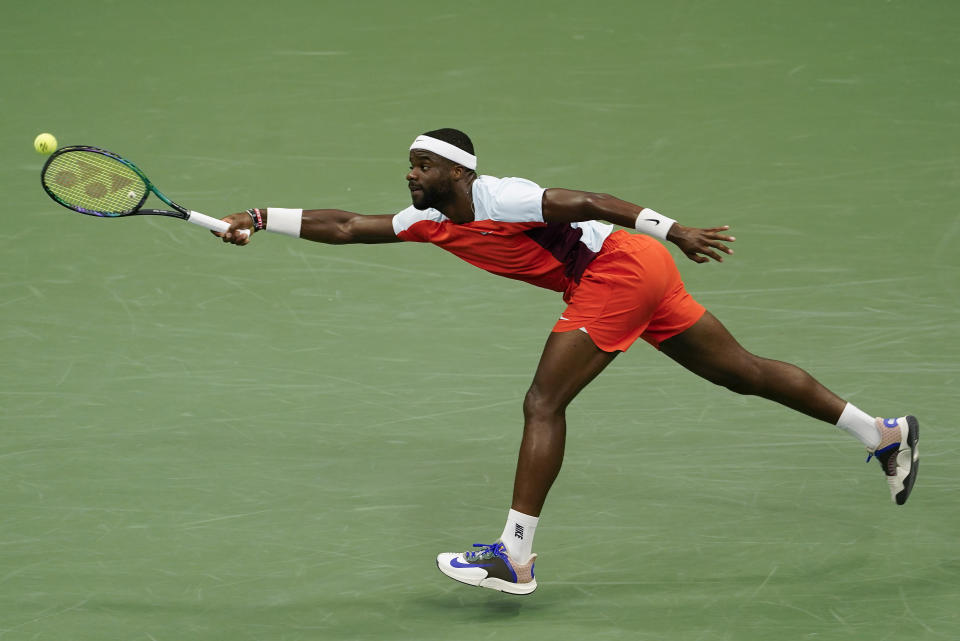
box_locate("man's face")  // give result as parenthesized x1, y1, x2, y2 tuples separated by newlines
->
(407, 150, 455, 210)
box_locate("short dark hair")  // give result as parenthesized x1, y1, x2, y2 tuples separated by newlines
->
(422, 128, 474, 155)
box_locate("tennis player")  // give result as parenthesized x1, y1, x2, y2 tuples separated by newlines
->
(217, 128, 919, 595)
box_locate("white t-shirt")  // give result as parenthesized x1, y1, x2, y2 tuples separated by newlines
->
(392, 175, 614, 292)
(394, 175, 613, 251)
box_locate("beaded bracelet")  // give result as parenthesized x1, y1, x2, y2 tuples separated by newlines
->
(246, 208, 265, 232)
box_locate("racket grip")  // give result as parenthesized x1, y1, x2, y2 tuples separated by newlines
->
(187, 211, 251, 238)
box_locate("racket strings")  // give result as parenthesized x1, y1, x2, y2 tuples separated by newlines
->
(42, 151, 147, 216)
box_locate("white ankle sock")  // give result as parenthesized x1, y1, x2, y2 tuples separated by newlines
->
(836, 403, 881, 449)
(500, 509, 538, 563)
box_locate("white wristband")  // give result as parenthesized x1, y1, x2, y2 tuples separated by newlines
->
(266, 208, 303, 238)
(634, 208, 676, 240)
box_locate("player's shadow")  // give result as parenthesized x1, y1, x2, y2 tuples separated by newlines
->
(419, 586, 560, 620)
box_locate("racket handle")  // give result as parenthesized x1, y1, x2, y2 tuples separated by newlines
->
(187, 210, 251, 238)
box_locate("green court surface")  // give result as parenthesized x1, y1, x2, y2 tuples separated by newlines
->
(3, 1, 959, 639)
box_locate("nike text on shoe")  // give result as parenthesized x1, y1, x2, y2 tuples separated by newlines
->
(437, 541, 537, 595)
(867, 415, 919, 505)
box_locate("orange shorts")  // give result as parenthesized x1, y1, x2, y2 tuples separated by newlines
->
(553, 231, 705, 352)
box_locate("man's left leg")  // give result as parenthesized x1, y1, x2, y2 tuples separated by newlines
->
(659, 310, 919, 505)
(436, 329, 618, 595)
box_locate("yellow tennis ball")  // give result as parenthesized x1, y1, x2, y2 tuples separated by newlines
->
(34, 133, 57, 154)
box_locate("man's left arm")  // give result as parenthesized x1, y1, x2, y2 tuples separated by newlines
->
(541, 188, 735, 264)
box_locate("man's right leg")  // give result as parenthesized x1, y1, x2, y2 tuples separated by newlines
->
(659, 310, 919, 504)
(436, 329, 618, 594)
(659, 310, 847, 423)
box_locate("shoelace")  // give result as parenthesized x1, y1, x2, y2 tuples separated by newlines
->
(866, 441, 900, 464)
(463, 542, 502, 563)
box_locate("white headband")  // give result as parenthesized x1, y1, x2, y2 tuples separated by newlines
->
(409, 135, 477, 170)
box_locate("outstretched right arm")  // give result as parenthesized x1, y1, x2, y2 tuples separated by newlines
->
(216, 209, 401, 246)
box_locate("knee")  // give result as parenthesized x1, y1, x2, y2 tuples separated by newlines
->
(523, 385, 565, 422)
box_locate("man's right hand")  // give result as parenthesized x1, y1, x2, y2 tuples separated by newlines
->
(213, 211, 256, 246)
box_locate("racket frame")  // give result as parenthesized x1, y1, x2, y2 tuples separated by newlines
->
(40, 145, 244, 235)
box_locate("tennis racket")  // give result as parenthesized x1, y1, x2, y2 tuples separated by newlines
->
(40, 145, 248, 237)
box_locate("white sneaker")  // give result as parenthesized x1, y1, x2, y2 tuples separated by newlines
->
(437, 541, 537, 595)
(867, 415, 919, 505)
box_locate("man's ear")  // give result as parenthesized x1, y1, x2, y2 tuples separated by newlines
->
(451, 164, 469, 180)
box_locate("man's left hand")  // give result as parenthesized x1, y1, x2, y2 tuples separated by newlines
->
(667, 225, 736, 263)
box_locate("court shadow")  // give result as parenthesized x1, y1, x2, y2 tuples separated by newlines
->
(417, 584, 562, 621)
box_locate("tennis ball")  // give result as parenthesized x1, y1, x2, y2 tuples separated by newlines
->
(34, 133, 57, 154)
